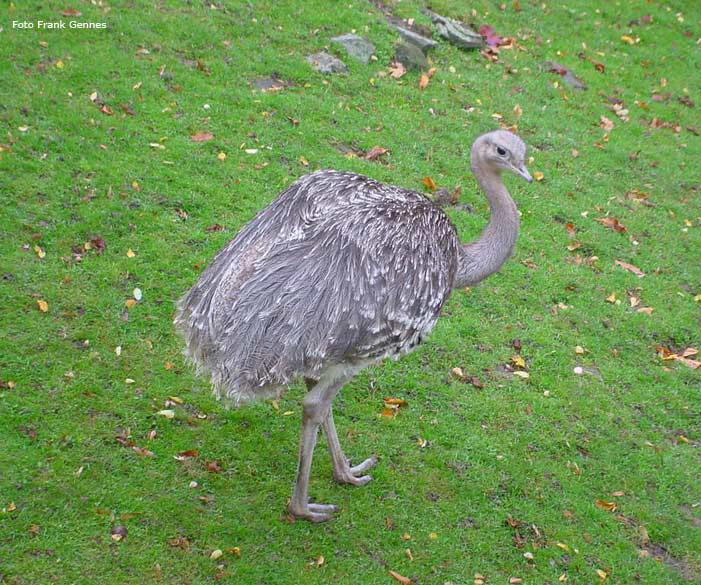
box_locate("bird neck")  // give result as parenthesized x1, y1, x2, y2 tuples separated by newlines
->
(454, 164, 520, 288)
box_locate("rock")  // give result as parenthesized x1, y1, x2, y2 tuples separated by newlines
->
(330, 33, 375, 64)
(425, 9, 482, 49)
(393, 41, 429, 70)
(306, 52, 348, 74)
(391, 24, 438, 52)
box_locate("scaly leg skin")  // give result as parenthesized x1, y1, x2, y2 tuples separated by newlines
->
(288, 376, 346, 522)
(322, 407, 378, 486)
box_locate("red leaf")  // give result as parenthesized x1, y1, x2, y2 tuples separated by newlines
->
(421, 177, 437, 191)
(479, 24, 510, 47)
(594, 217, 627, 233)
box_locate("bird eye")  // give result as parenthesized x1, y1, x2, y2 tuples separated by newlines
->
(496, 146, 507, 156)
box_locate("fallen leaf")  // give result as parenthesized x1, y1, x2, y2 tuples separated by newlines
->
(126, 248, 136, 258)
(34, 244, 46, 258)
(388, 61, 406, 79)
(157, 409, 175, 419)
(191, 132, 214, 142)
(596, 568, 608, 580)
(174, 449, 199, 460)
(37, 299, 49, 312)
(422, 177, 437, 191)
(210, 549, 223, 560)
(599, 116, 615, 131)
(365, 146, 388, 161)
(111, 525, 127, 542)
(614, 260, 644, 277)
(389, 569, 412, 584)
(217, 152, 226, 160)
(384, 397, 408, 407)
(595, 499, 617, 512)
(533, 171, 544, 181)
(594, 217, 627, 233)
(206, 460, 223, 473)
(511, 355, 526, 368)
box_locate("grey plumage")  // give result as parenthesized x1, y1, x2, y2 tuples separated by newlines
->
(175, 129, 531, 522)
(175, 170, 457, 403)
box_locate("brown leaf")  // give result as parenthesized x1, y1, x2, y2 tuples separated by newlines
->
(614, 260, 644, 277)
(594, 217, 627, 233)
(61, 8, 82, 16)
(191, 132, 214, 142)
(565, 222, 576, 237)
(365, 146, 389, 161)
(418, 73, 430, 90)
(205, 224, 224, 232)
(205, 460, 223, 473)
(470, 376, 484, 389)
(174, 449, 199, 460)
(388, 61, 406, 79)
(389, 570, 412, 584)
(595, 499, 617, 512)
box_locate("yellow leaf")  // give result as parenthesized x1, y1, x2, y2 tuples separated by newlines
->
(429, 532, 438, 540)
(575, 345, 585, 354)
(37, 299, 49, 312)
(315, 554, 324, 566)
(125, 299, 137, 309)
(511, 355, 526, 368)
(606, 292, 617, 303)
(131, 180, 140, 189)
(34, 244, 45, 258)
(126, 248, 136, 258)
(596, 568, 608, 580)
(55, 60, 64, 69)
(621, 35, 635, 44)
(533, 171, 544, 181)
(217, 152, 226, 160)
(513, 371, 530, 379)
(168, 395, 183, 403)
(210, 549, 223, 560)
(556, 542, 570, 551)
(299, 155, 309, 166)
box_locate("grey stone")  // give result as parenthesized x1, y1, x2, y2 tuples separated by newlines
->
(306, 52, 348, 74)
(393, 41, 429, 70)
(391, 24, 438, 52)
(330, 33, 376, 64)
(425, 9, 482, 49)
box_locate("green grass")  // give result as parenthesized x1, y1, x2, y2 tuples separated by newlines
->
(1, 0, 700, 583)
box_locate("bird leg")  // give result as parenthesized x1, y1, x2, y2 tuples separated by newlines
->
(288, 377, 345, 522)
(322, 406, 377, 486)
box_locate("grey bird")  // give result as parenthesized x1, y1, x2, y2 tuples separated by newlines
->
(174, 130, 532, 522)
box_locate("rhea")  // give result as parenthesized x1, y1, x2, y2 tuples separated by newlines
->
(175, 130, 532, 522)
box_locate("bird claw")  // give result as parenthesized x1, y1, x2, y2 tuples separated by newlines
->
(288, 501, 339, 523)
(333, 456, 378, 486)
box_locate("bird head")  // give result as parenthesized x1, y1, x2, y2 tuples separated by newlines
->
(472, 130, 532, 183)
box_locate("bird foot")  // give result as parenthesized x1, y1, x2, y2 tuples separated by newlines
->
(288, 500, 338, 523)
(333, 456, 378, 486)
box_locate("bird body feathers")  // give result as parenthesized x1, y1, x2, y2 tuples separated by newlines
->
(175, 170, 459, 404)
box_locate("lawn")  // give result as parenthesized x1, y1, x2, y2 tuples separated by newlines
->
(1, 0, 699, 583)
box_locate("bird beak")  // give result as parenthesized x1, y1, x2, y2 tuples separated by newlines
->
(515, 165, 533, 183)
